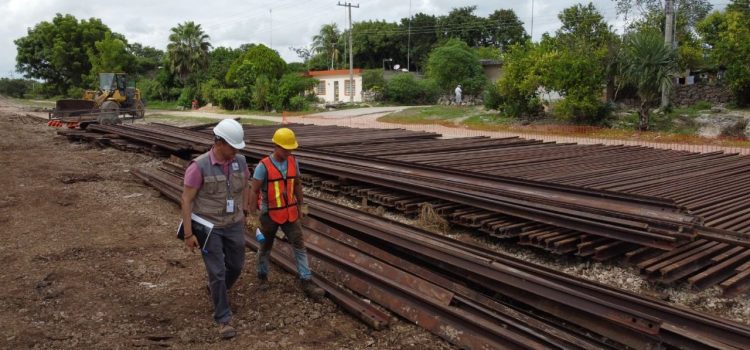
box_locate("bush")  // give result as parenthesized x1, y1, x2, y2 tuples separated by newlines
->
(213, 88, 250, 110)
(362, 69, 385, 91)
(418, 79, 440, 104)
(426, 38, 487, 95)
(66, 86, 86, 99)
(552, 94, 611, 124)
(0, 78, 33, 98)
(483, 83, 503, 110)
(385, 74, 440, 104)
(288, 95, 307, 111)
(269, 73, 317, 111)
(177, 86, 199, 108)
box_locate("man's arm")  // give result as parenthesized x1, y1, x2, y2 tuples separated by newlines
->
(247, 178, 262, 216)
(181, 186, 199, 251)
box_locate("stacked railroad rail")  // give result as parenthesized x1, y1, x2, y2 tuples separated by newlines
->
(57, 123, 750, 296)
(134, 162, 750, 350)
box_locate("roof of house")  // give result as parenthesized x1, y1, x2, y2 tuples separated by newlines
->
(305, 69, 363, 77)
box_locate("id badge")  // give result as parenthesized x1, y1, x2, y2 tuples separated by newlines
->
(226, 199, 235, 213)
(232, 162, 239, 171)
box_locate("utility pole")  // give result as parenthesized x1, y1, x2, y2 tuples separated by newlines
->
(407, 0, 412, 72)
(661, 0, 674, 108)
(530, 0, 534, 39)
(270, 9, 273, 49)
(338, 1, 359, 103)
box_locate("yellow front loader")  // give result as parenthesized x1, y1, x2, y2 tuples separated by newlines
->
(50, 73, 145, 128)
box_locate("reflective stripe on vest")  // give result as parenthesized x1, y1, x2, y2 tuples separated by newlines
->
(261, 155, 299, 224)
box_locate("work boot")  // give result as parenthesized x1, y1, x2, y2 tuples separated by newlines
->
(257, 274, 269, 291)
(218, 322, 236, 339)
(300, 279, 325, 299)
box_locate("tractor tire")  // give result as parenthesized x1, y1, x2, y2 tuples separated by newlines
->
(98, 101, 121, 125)
(134, 100, 145, 119)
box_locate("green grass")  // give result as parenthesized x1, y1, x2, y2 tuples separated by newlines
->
(144, 114, 279, 126)
(610, 101, 715, 135)
(379, 106, 477, 124)
(217, 109, 284, 116)
(144, 100, 183, 110)
(461, 114, 514, 127)
(7, 97, 56, 108)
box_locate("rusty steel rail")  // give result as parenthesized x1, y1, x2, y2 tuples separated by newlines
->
(75, 123, 702, 249)
(69, 123, 750, 292)
(134, 163, 750, 349)
(305, 197, 750, 350)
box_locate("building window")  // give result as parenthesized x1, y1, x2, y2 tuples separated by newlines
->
(344, 79, 355, 96)
(316, 81, 326, 95)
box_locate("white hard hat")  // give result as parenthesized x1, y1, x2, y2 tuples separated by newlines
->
(213, 119, 246, 149)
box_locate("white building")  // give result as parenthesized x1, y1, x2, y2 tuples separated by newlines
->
(307, 69, 363, 103)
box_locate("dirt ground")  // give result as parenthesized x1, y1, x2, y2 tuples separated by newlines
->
(0, 97, 452, 350)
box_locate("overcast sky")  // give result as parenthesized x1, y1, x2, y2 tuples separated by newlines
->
(0, 0, 727, 79)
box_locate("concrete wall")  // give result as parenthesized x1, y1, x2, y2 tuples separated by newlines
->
(314, 74, 363, 103)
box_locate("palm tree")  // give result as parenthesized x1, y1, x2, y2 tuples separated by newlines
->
(167, 21, 212, 84)
(311, 23, 341, 70)
(621, 30, 677, 131)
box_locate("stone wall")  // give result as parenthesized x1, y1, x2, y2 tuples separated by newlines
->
(671, 84, 734, 106)
(437, 95, 483, 106)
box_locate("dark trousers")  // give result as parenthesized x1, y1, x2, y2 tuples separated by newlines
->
(256, 214, 312, 280)
(202, 220, 246, 324)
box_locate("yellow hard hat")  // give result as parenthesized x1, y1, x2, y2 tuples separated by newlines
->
(272, 127, 298, 150)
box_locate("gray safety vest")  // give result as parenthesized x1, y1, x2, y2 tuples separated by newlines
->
(191, 152, 247, 228)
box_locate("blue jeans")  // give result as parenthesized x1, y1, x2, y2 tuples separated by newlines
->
(202, 221, 246, 324)
(256, 214, 312, 280)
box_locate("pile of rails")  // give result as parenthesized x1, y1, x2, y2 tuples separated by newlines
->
(133, 162, 750, 349)
(58, 123, 750, 296)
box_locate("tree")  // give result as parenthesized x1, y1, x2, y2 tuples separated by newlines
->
(0, 78, 34, 98)
(621, 30, 677, 130)
(614, 0, 713, 29)
(437, 6, 487, 47)
(497, 42, 545, 117)
(557, 3, 615, 48)
(225, 44, 286, 88)
(14, 14, 112, 95)
(400, 13, 438, 72)
(348, 20, 402, 69)
(167, 21, 212, 85)
(547, 3, 618, 122)
(425, 39, 486, 95)
(617, 0, 713, 71)
(206, 46, 241, 83)
(129, 43, 164, 77)
(311, 24, 341, 70)
(270, 73, 317, 111)
(487, 9, 529, 50)
(88, 32, 134, 76)
(698, 4, 750, 106)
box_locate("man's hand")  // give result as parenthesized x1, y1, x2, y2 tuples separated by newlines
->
(185, 235, 199, 253)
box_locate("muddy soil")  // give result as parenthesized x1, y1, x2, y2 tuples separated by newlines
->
(0, 97, 452, 350)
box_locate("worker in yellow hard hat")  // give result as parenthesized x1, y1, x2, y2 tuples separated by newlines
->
(247, 127, 325, 299)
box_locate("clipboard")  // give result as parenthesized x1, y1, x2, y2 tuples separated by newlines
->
(177, 213, 215, 254)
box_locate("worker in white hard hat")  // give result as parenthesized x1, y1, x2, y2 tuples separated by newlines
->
(180, 118, 249, 339)
(247, 127, 325, 299)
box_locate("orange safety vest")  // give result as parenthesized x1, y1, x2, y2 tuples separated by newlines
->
(261, 155, 299, 224)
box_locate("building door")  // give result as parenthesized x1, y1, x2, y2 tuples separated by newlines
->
(333, 81, 339, 102)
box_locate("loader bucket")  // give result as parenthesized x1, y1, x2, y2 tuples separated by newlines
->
(52, 99, 96, 119)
